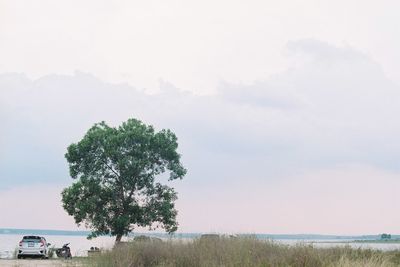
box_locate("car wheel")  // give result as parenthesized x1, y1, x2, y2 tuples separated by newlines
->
(17, 255, 21, 259)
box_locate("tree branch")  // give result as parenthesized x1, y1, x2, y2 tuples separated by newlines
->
(101, 158, 125, 211)
(101, 159, 121, 178)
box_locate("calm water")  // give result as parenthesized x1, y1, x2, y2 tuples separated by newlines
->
(2, 234, 400, 259)
(278, 239, 400, 251)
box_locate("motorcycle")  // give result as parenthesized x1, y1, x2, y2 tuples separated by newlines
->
(55, 243, 72, 259)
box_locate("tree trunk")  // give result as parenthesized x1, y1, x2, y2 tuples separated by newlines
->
(115, 234, 123, 244)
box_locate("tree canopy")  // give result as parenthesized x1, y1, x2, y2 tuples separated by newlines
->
(61, 118, 186, 242)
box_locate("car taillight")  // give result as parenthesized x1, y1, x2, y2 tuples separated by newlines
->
(40, 240, 45, 247)
(19, 241, 23, 247)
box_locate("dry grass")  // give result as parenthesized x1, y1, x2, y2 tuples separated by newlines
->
(87, 236, 400, 267)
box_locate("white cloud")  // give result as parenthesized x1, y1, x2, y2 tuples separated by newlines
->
(1, 40, 400, 233)
(2, 1, 400, 92)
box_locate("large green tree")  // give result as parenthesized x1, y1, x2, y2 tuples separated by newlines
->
(61, 119, 186, 242)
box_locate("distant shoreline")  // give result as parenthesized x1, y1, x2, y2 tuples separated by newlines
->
(1, 228, 399, 241)
(311, 239, 400, 244)
(0, 228, 90, 237)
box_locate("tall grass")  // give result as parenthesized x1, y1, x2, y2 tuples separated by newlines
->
(88, 236, 400, 267)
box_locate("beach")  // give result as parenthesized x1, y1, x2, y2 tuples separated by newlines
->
(0, 259, 82, 267)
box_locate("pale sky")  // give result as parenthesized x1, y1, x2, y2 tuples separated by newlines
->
(1, 0, 400, 235)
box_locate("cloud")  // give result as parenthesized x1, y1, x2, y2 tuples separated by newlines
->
(1, 40, 400, 232)
(217, 40, 400, 170)
(0, 185, 76, 230)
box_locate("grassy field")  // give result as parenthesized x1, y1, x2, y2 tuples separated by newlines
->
(85, 236, 400, 267)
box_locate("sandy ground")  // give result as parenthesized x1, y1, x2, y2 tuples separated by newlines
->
(0, 259, 83, 267)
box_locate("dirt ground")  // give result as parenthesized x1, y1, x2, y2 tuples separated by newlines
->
(0, 259, 83, 267)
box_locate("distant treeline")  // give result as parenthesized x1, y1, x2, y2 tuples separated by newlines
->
(1, 229, 399, 240)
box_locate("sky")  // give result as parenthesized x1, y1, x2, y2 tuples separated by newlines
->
(1, 0, 400, 235)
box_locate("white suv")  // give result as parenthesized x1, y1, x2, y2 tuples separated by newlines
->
(17, 236, 51, 259)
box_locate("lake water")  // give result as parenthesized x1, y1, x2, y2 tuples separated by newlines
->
(278, 239, 400, 251)
(2, 234, 400, 259)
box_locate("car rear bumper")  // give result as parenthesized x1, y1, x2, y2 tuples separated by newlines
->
(18, 248, 46, 255)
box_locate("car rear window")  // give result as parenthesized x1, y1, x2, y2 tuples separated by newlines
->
(22, 236, 41, 242)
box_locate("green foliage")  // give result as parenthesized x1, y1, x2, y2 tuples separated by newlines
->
(381, 233, 392, 240)
(61, 118, 186, 241)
